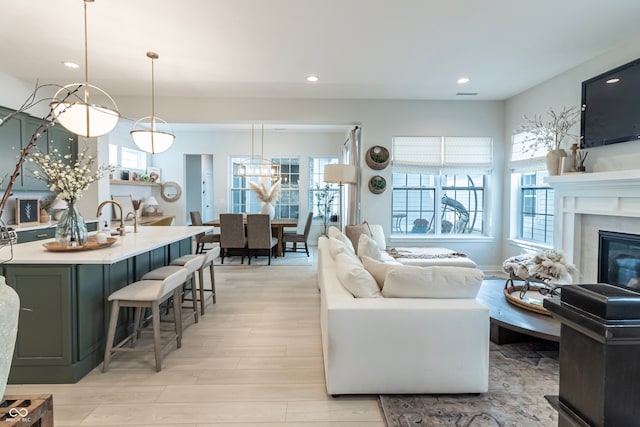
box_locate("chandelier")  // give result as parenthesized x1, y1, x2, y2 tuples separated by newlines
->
(233, 124, 280, 179)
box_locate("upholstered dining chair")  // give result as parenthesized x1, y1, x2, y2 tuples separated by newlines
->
(246, 214, 278, 265)
(283, 211, 313, 257)
(190, 210, 220, 254)
(219, 213, 248, 264)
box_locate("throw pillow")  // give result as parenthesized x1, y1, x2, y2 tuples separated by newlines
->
(382, 265, 484, 298)
(361, 255, 399, 289)
(367, 223, 387, 251)
(328, 227, 355, 253)
(335, 253, 381, 298)
(344, 222, 372, 252)
(357, 234, 383, 261)
(327, 226, 342, 238)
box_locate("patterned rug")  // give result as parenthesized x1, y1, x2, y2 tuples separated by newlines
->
(380, 340, 559, 427)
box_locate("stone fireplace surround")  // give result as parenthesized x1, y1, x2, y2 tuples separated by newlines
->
(547, 169, 640, 284)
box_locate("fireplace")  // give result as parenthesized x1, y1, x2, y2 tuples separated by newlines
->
(598, 231, 640, 290)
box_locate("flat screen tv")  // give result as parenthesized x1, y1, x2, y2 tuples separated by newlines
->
(580, 57, 640, 149)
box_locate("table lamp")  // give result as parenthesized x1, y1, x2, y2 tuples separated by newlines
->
(51, 198, 68, 221)
(323, 164, 357, 231)
(143, 196, 160, 215)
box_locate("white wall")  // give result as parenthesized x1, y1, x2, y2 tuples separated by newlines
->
(501, 43, 640, 261)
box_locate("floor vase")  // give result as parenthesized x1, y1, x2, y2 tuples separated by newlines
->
(55, 201, 88, 246)
(0, 276, 19, 400)
(546, 149, 567, 176)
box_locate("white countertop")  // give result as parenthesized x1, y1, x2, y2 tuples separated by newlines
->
(0, 226, 212, 265)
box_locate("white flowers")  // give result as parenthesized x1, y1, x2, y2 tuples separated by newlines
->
(517, 106, 580, 153)
(29, 145, 113, 203)
(248, 178, 281, 203)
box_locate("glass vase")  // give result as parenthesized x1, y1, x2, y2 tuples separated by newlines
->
(55, 201, 88, 247)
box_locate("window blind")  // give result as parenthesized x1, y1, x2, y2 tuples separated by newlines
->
(510, 132, 546, 172)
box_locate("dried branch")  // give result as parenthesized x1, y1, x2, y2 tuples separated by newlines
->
(516, 106, 580, 154)
(248, 178, 281, 203)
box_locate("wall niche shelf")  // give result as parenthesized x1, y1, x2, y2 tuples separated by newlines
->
(109, 179, 160, 187)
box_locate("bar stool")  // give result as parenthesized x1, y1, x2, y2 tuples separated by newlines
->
(141, 256, 204, 325)
(103, 268, 187, 372)
(171, 245, 220, 315)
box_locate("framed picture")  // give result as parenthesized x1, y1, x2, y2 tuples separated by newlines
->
(16, 198, 40, 226)
(147, 166, 161, 183)
(120, 170, 130, 181)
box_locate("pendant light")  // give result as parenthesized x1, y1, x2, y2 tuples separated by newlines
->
(233, 124, 280, 179)
(50, 0, 120, 138)
(131, 52, 175, 154)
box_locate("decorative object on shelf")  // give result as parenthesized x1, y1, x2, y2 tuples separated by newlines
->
(0, 276, 19, 401)
(39, 195, 55, 223)
(14, 198, 40, 226)
(143, 196, 162, 216)
(365, 145, 390, 170)
(516, 106, 579, 176)
(147, 166, 161, 182)
(160, 181, 182, 203)
(50, 0, 120, 137)
(249, 178, 281, 220)
(120, 170, 130, 181)
(131, 52, 175, 154)
(411, 218, 430, 234)
(29, 143, 113, 247)
(576, 147, 588, 173)
(324, 164, 358, 231)
(368, 175, 387, 194)
(233, 124, 281, 179)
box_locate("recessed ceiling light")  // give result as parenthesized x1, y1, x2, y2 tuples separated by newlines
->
(307, 75, 319, 83)
(606, 78, 620, 84)
(457, 77, 470, 84)
(63, 61, 79, 69)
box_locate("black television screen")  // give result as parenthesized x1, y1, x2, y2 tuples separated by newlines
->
(580, 58, 640, 149)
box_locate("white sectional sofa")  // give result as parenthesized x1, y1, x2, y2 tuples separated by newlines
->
(318, 233, 490, 395)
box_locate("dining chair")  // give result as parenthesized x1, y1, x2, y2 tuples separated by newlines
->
(246, 214, 278, 265)
(190, 210, 220, 254)
(283, 211, 313, 257)
(219, 213, 248, 264)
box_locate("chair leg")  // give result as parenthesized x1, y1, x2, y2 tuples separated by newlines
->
(198, 268, 206, 315)
(173, 287, 182, 348)
(103, 300, 120, 372)
(305, 242, 309, 257)
(209, 263, 216, 304)
(151, 301, 162, 372)
(132, 307, 143, 346)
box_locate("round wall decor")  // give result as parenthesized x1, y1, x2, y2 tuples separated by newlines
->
(365, 146, 390, 170)
(368, 175, 387, 194)
(160, 181, 182, 202)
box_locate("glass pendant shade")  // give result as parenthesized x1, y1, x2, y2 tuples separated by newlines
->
(50, 0, 120, 138)
(131, 117, 175, 154)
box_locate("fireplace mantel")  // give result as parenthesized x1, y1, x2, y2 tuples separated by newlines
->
(546, 169, 640, 282)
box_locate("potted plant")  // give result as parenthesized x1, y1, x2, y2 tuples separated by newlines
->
(368, 175, 387, 194)
(365, 146, 390, 170)
(411, 218, 430, 233)
(39, 195, 55, 223)
(315, 183, 336, 235)
(516, 106, 580, 176)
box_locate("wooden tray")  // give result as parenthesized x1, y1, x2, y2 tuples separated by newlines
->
(43, 236, 117, 252)
(504, 281, 551, 316)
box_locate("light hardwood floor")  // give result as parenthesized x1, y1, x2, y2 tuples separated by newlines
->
(6, 249, 385, 426)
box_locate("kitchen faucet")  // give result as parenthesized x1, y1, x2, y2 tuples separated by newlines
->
(125, 211, 138, 233)
(96, 200, 125, 236)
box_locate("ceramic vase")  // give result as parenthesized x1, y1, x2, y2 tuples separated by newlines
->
(0, 276, 19, 401)
(546, 149, 567, 176)
(55, 200, 88, 246)
(260, 202, 275, 220)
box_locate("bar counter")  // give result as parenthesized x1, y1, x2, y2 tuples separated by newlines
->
(2, 226, 211, 384)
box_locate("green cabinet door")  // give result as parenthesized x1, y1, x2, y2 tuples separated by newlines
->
(0, 107, 26, 190)
(21, 116, 51, 190)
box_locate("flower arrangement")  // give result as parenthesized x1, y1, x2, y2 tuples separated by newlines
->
(248, 178, 281, 203)
(516, 106, 580, 154)
(29, 144, 113, 203)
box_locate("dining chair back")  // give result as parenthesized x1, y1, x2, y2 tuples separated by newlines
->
(246, 214, 278, 265)
(219, 213, 247, 264)
(190, 210, 220, 254)
(283, 211, 313, 257)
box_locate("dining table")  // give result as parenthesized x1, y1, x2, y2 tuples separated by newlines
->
(204, 217, 298, 257)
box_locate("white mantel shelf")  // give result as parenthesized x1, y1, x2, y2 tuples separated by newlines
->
(1, 225, 212, 265)
(546, 169, 640, 189)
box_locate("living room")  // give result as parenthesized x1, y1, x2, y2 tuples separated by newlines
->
(1, 1, 640, 425)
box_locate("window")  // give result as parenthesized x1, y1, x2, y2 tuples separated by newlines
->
(308, 157, 340, 225)
(120, 146, 147, 171)
(230, 157, 300, 219)
(510, 132, 554, 245)
(391, 136, 491, 236)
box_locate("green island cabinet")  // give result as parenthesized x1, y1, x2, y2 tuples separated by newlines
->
(3, 227, 201, 383)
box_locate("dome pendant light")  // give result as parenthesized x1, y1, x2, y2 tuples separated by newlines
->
(50, 0, 120, 138)
(131, 52, 175, 154)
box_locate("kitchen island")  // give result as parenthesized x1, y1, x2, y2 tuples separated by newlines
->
(1, 226, 212, 384)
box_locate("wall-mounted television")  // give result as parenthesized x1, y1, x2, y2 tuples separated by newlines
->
(580, 58, 640, 149)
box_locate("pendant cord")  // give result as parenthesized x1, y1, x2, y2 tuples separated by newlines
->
(83, 0, 90, 136)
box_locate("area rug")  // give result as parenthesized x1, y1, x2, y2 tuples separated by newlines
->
(380, 340, 559, 427)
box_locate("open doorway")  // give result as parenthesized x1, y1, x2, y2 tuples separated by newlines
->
(185, 154, 214, 223)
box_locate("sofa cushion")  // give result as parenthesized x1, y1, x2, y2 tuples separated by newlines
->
(361, 255, 397, 288)
(382, 265, 484, 298)
(335, 253, 381, 298)
(368, 223, 387, 251)
(357, 234, 383, 261)
(345, 222, 372, 252)
(329, 237, 350, 260)
(328, 227, 356, 254)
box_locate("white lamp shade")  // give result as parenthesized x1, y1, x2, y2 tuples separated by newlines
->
(144, 196, 159, 206)
(131, 129, 175, 154)
(323, 164, 357, 184)
(51, 84, 120, 138)
(50, 199, 68, 210)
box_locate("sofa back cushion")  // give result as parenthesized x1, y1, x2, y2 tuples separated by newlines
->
(344, 223, 372, 252)
(335, 253, 381, 298)
(367, 223, 387, 250)
(382, 265, 484, 298)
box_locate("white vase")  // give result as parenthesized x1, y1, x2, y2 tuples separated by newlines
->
(260, 202, 275, 220)
(546, 149, 567, 176)
(0, 275, 19, 401)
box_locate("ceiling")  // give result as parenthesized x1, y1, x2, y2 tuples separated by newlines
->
(1, 0, 640, 102)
